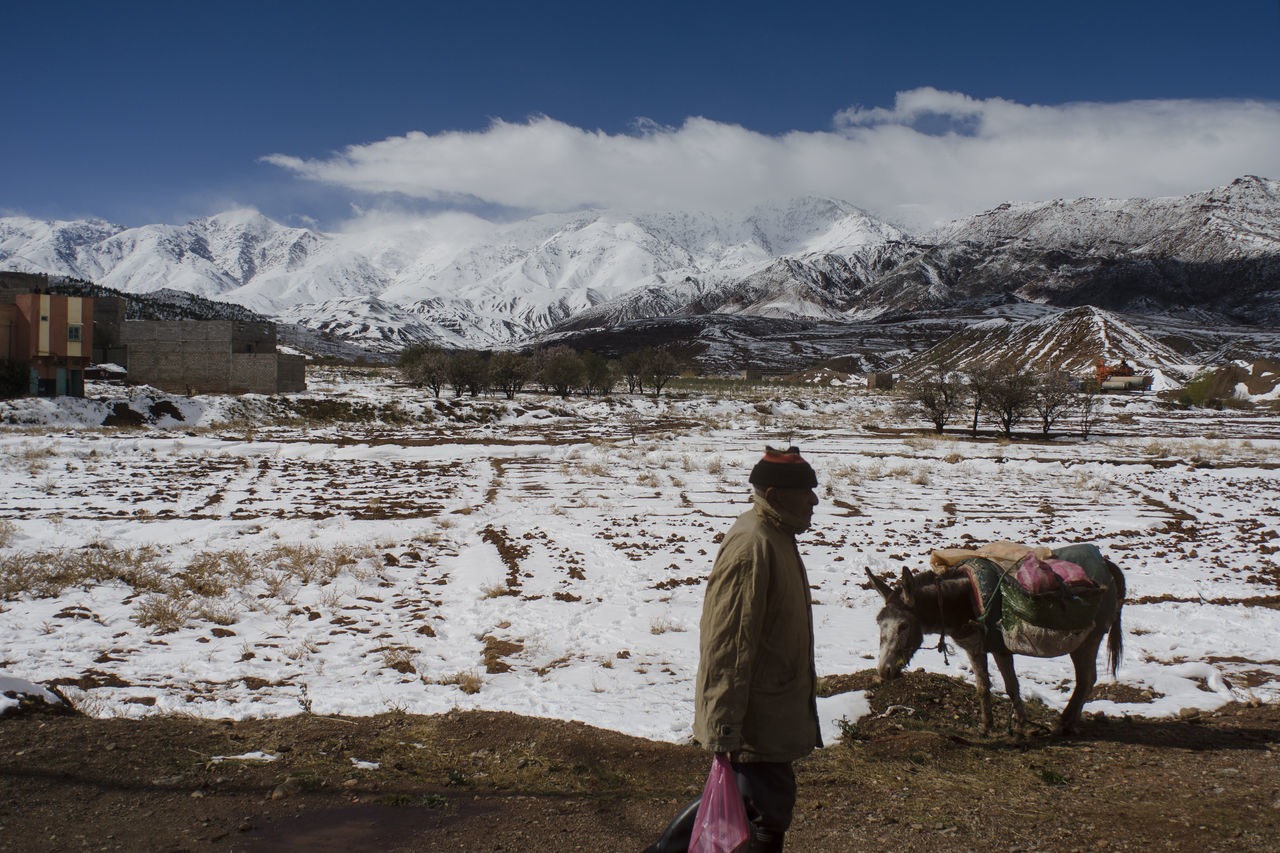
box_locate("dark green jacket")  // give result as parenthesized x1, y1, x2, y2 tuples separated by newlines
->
(693, 496, 822, 762)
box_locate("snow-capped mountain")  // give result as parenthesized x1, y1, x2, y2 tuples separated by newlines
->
(852, 176, 1280, 323)
(0, 198, 904, 350)
(2, 178, 1278, 357)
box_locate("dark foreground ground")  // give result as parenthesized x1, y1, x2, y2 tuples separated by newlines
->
(2, 671, 1278, 852)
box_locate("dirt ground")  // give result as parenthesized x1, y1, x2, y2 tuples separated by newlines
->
(2, 670, 1277, 852)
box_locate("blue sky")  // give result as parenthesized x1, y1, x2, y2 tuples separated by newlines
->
(4, 0, 1280, 230)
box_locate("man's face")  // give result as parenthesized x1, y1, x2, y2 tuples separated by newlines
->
(765, 486, 820, 527)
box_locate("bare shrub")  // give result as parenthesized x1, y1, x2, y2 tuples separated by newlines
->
(649, 617, 686, 635)
(481, 582, 516, 599)
(194, 599, 240, 626)
(286, 639, 320, 660)
(181, 551, 232, 597)
(0, 550, 71, 599)
(268, 544, 322, 582)
(381, 647, 417, 673)
(132, 594, 190, 633)
(434, 671, 482, 694)
(0, 519, 17, 548)
(261, 571, 291, 599)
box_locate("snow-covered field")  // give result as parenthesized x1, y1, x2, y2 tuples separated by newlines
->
(2, 368, 1279, 745)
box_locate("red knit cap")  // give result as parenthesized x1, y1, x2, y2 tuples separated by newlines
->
(749, 445, 818, 489)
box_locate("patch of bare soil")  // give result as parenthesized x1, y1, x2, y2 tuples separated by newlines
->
(2, 671, 1278, 852)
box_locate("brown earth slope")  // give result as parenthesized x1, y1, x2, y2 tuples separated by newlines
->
(1, 670, 1277, 852)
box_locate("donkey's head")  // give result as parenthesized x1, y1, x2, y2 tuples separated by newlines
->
(866, 567, 924, 681)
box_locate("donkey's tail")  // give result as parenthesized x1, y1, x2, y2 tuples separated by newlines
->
(1105, 559, 1126, 678)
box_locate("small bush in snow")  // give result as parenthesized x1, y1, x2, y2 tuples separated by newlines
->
(132, 594, 190, 634)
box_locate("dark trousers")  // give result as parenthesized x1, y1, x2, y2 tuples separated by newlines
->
(643, 760, 796, 852)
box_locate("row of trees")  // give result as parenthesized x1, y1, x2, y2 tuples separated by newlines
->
(904, 363, 1104, 439)
(398, 344, 682, 400)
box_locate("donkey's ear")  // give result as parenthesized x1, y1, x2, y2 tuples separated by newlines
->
(865, 568, 893, 600)
(899, 567, 916, 607)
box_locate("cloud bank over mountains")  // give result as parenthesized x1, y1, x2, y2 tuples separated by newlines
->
(264, 88, 1280, 229)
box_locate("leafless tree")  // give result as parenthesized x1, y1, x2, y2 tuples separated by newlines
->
(528, 345, 576, 393)
(964, 364, 1001, 437)
(541, 350, 585, 398)
(398, 343, 449, 398)
(644, 348, 680, 398)
(1077, 378, 1104, 439)
(447, 351, 488, 398)
(905, 363, 962, 433)
(1030, 371, 1076, 437)
(581, 351, 617, 396)
(488, 351, 530, 400)
(620, 350, 648, 394)
(983, 363, 1035, 438)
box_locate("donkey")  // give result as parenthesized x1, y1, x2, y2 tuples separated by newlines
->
(866, 558, 1125, 736)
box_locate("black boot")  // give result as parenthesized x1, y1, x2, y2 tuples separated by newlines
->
(642, 797, 701, 853)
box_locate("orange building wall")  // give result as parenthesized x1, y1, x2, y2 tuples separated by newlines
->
(12, 293, 93, 361)
(0, 304, 17, 361)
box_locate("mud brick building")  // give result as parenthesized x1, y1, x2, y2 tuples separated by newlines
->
(116, 319, 306, 395)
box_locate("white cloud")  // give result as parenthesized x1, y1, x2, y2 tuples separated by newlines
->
(264, 89, 1280, 228)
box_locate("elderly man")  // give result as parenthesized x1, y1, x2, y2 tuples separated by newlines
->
(645, 446, 822, 853)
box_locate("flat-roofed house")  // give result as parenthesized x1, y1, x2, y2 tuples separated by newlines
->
(1, 291, 94, 397)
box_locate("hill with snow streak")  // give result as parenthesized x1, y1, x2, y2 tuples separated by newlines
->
(895, 306, 1192, 380)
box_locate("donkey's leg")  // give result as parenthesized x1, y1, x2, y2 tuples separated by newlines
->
(958, 637, 993, 735)
(1059, 634, 1104, 736)
(991, 651, 1026, 735)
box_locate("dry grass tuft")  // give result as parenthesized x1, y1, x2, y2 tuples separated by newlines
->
(132, 594, 190, 633)
(194, 599, 240, 626)
(381, 647, 417, 673)
(433, 671, 483, 694)
(649, 617, 686, 635)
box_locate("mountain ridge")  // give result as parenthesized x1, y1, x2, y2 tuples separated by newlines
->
(2, 178, 1278, 359)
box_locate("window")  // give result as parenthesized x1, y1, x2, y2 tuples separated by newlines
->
(67, 325, 82, 342)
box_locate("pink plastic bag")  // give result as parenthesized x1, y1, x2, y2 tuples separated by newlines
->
(1014, 552, 1063, 594)
(689, 754, 750, 853)
(1046, 557, 1093, 587)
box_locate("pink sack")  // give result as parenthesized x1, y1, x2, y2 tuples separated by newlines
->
(1046, 557, 1093, 587)
(1014, 552, 1063, 594)
(689, 754, 750, 853)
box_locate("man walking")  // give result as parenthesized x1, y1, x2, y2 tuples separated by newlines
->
(645, 446, 822, 853)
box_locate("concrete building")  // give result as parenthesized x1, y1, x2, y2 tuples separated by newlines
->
(116, 319, 306, 394)
(0, 288, 94, 397)
(2, 271, 304, 396)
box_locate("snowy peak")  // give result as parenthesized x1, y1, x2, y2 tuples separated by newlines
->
(927, 176, 1280, 260)
(2, 178, 1278, 355)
